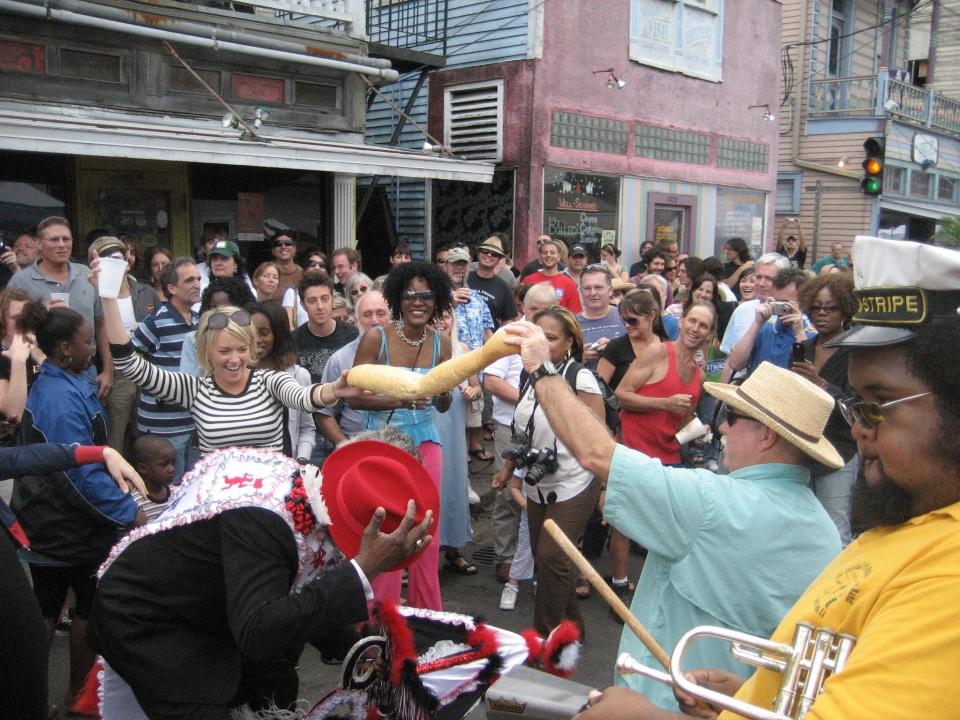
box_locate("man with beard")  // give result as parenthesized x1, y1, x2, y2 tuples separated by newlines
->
(563, 236, 960, 720)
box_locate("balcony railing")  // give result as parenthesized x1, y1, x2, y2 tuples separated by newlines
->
(809, 75, 878, 116)
(808, 71, 960, 135)
(190, 1, 365, 37)
(365, 0, 448, 53)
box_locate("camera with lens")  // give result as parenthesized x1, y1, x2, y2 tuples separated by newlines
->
(501, 431, 559, 486)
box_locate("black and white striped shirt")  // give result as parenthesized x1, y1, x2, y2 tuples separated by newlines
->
(114, 344, 321, 452)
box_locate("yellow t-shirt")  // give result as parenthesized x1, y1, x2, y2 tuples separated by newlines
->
(720, 500, 960, 719)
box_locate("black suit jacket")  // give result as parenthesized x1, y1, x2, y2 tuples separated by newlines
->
(87, 506, 368, 705)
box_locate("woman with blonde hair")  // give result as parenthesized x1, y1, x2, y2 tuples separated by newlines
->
(94, 258, 360, 455)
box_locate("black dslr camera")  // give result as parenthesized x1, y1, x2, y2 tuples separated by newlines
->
(501, 431, 559, 486)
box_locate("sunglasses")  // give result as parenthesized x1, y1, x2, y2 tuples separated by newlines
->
(306, 260, 326, 269)
(838, 391, 932, 429)
(274, 240, 295, 248)
(207, 309, 251, 330)
(350, 286, 370, 297)
(716, 402, 755, 427)
(402, 289, 435, 302)
(809, 304, 841, 315)
(478, 248, 504, 258)
(621, 315, 643, 326)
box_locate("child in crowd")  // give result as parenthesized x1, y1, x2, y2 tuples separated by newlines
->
(499, 474, 534, 610)
(128, 435, 176, 522)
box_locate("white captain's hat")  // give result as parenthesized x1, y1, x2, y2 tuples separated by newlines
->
(826, 236, 960, 348)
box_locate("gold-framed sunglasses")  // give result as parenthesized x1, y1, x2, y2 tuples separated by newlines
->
(838, 391, 932, 429)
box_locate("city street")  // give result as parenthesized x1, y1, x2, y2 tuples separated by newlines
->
(47, 450, 646, 712)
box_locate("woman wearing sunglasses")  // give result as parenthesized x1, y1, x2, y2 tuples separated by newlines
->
(94, 260, 357, 458)
(791, 272, 859, 545)
(348, 261, 454, 611)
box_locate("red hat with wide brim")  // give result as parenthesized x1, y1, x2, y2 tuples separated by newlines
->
(322, 440, 439, 571)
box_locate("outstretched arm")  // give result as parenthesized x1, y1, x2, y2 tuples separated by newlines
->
(502, 321, 616, 482)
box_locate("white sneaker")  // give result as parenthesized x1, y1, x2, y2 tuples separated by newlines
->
(468, 488, 481, 505)
(499, 584, 518, 610)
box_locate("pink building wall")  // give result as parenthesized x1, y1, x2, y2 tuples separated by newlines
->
(429, 0, 782, 266)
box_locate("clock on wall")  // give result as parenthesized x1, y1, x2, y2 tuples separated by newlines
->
(912, 133, 939, 166)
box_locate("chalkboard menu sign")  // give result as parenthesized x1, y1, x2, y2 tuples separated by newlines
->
(713, 188, 766, 257)
(542, 167, 620, 250)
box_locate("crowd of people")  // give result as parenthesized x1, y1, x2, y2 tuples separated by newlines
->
(1, 215, 958, 719)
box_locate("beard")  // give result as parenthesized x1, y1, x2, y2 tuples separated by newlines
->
(850, 462, 915, 530)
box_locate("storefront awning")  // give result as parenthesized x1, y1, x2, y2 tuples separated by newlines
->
(0, 105, 495, 184)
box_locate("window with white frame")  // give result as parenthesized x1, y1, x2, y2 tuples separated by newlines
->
(443, 80, 504, 162)
(629, 0, 724, 82)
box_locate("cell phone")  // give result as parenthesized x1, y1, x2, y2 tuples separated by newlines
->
(791, 342, 807, 363)
(770, 301, 792, 317)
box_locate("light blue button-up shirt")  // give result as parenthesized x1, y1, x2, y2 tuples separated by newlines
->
(604, 444, 840, 710)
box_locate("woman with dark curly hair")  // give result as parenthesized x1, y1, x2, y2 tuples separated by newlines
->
(792, 272, 859, 545)
(348, 260, 453, 610)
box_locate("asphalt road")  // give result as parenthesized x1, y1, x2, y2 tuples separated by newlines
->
(46, 451, 645, 714)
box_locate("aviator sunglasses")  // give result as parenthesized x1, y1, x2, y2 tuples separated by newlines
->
(207, 309, 252, 330)
(838, 392, 932, 429)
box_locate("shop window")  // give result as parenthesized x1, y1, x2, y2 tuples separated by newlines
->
(59, 47, 124, 84)
(294, 80, 339, 109)
(542, 167, 620, 248)
(629, 0, 724, 82)
(443, 80, 503, 161)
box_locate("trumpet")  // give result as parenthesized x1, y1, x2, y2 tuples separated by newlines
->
(616, 623, 856, 720)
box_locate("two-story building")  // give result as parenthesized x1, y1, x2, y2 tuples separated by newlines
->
(367, 0, 783, 269)
(776, 0, 960, 264)
(0, 0, 491, 263)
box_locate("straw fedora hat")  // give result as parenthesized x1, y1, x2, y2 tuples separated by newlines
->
(322, 440, 439, 570)
(704, 361, 843, 469)
(611, 279, 637, 293)
(477, 236, 506, 256)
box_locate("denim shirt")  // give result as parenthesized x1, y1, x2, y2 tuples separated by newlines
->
(604, 444, 840, 710)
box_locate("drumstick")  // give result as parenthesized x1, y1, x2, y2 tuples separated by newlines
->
(543, 519, 671, 670)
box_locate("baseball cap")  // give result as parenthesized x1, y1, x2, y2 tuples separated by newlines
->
(209, 239, 241, 259)
(570, 244, 588, 257)
(826, 236, 960, 348)
(445, 247, 471, 264)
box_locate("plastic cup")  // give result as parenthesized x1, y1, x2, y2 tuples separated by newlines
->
(675, 417, 708, 444)
(98, 257, 128, 299)
(48, 292, 71, 307)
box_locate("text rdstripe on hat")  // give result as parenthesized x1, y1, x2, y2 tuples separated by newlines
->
(853, 287, 927, 326)
(734, 388, 820, 444)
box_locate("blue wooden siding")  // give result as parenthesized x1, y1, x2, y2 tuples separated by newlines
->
(363, 0, 529, 253)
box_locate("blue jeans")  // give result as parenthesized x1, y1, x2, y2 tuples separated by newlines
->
(167, 431, 199, 485)
(813, 454, 859, 547)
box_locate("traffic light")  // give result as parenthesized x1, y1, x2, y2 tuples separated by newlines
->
(860, 137, 884, 196)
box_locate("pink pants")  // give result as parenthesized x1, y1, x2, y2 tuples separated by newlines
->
(370, 441, 443, 611)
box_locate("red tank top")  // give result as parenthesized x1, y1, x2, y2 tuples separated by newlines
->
(619, 342, 701, 464)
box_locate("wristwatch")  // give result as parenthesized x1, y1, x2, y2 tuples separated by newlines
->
(529, 360, 559, 386)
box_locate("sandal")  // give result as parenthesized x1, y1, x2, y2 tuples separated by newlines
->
(444, 551, 478, 575)
(575, 577, 591, 600)
(468, 448, 493, 462)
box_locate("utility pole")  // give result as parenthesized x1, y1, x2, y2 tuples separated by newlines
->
(927, 0, 940, 85)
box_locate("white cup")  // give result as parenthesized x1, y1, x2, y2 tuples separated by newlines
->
(675, 416, 709, 444)
(48, 292, 71, 307)
(98, 257, 128, 299)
